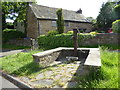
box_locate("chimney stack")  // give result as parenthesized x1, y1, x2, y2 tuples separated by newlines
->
(76, 8, 82, 14)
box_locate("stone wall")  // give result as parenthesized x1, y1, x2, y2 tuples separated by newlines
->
(6, 38, 32, 46)
(65, 22, 92, 33)
(38, 20, 92, 35)
(39, 20, 57, 35)
(33, 51, 61, 67)
(80, 33, 120, 46)
(32, 47, 101, 67)
(27, 7, 38, 39)
(5, 33, 119, 48)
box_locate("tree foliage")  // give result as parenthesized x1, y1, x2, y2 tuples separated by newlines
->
(112, 19, 120, 33)
(2, 1, 36, 30)
(114, 4, 120, 19)
(96, 2, 116, 30)
(56, 9, 64, 34)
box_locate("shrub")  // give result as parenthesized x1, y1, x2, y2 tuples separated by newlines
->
(2, 29, 25, 43)
(112, 20, 120, 33)
(37, 33, 95, 49)
(67, 31, 73, 34)
(47, 30, 58, 36)
(6, 22, 14, 29)
(89, 31, 98, 35)
(56, 9, 64, 34)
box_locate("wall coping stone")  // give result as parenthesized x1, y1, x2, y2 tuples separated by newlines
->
(33, 47, 101, 67)
(32, 47, 99, 57)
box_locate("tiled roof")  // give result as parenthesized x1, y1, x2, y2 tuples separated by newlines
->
(30, 4, 90, 22)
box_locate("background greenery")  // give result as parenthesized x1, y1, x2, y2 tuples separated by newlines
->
(37, 33, 96, 49)
(2, 29, 25, 43)
(112, 19, 120, 33)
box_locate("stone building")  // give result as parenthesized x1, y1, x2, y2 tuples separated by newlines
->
(27, 4, 92, 39)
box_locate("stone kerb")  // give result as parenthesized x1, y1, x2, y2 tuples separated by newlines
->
(84, 48, 101, 67)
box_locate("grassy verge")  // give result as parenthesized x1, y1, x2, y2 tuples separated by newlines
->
(0, 46, 119, 88)
(75, 47, 119, 88)
(0, 50, 41, 76)
(2, 44, 31, 50)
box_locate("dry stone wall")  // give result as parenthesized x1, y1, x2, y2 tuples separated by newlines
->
(80, 33, 120, 46)
(33, 51, 61, 67)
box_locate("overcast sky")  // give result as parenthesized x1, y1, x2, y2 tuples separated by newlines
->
(37, 0, 108, 19)
(6, 0, 109, 22)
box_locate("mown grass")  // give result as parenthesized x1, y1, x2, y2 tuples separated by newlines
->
(0, 46, 119, 88)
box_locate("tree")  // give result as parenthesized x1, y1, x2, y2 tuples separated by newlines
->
(114, 4, 120, 19)
(2, 1, 36, 31)
(112, 19, 120, 33)
(56, 9, 64, 34)
(96, 2, 116, 30)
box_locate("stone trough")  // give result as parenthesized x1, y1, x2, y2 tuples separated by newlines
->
(32, 47, 101, 68)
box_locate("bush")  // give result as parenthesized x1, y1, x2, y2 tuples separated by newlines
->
(2, 29, 25, 43)
(47, 30, 58, 36)
(67, 31, 73, 34)
(89, 31, 98, 35)
(6, 22, 14, 29)
(56, 9, 64, 34)
(112, 20, 120, 33)
(37, 33, 95, 49)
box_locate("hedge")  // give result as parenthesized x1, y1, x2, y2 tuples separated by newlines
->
(47, 30, 58, 36)
(37, 33, 95, 49)
(112, 20, 120, 33)
(2, 29, 25, 43)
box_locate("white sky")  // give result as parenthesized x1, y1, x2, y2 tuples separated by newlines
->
(37, 0, 108, 19)
(6, 0, 108, 22)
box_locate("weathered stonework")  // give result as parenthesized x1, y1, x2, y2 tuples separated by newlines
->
(32, 47, 101, 67)
(65, 22, 92, 33)
(33, 51, 61, 67)
(80, 33, 120, 46)
(27, 7, 38, 39)
(38, 20, 57, 35)
(38, 20, 92, 35)
(5, 33, 119, 47)
(6, 38, 31, 46)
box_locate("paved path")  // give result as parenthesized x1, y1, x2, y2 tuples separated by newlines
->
(0, 49, 29, 57)
(0, 75, 20, 89)
(20, 60, 89, 88)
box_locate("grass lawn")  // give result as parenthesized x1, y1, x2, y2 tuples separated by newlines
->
(0, 46, 119, 88)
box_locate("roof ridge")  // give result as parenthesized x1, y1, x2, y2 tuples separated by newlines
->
(29, 4, 90, 23)
(31, 3, 77, 13)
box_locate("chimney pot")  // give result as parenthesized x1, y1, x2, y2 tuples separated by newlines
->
(76, 8, 82, 14)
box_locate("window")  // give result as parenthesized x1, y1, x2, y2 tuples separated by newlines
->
(52, 21, 57, 26)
